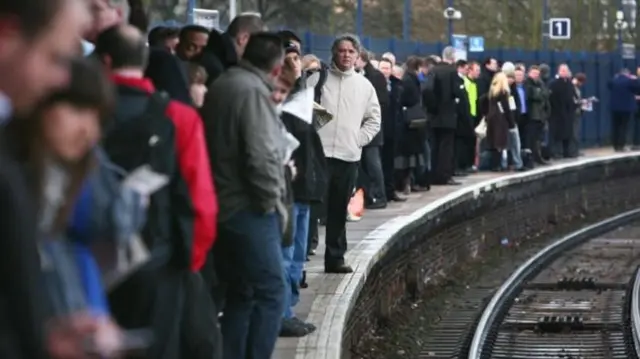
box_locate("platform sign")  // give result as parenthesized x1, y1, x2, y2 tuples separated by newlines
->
(193, 8, 220, 30)
(451, 34, 467, 60)
(468, 36, 485, 52)
(549, 18, 571, 39)
(622, 43, 636, 59)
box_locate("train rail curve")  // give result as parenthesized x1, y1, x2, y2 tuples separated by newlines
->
(467, 209, 640, 359)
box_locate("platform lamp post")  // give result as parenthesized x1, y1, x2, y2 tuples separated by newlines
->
(542, 0, 549, 50)
(188, 0, 195, 23)
(356, 0, 363, 37)
(443, 5, 462, 45)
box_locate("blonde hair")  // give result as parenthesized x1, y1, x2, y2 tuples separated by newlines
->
(489, 72, 510, 98)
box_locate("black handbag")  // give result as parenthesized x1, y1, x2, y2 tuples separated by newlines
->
(403, 104, 428, 129)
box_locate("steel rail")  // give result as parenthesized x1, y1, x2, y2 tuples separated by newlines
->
(467, 208, 640, 359)
(632, 265, 640, 355)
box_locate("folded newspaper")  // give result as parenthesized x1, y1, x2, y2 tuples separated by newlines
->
(313, 102, 333, 130)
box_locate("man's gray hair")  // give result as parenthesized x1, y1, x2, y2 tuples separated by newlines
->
(109, 0, 131, 21)
(331, 33, 361, 57)
(441, 46, 455, 62)
(501, 61, 515, 76)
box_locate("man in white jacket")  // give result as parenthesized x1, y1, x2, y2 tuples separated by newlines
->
(306, 33, 381, 273)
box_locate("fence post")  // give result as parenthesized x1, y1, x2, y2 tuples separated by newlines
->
(446, 0, 453, 44)
(356, 0, 364, 37)
(403, 0, 411, 40)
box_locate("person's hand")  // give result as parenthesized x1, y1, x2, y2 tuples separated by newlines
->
(92, 317, 123, 357)
(46, 313, 98, 359)
(47, 314, 123, 359)
(287, 160, 297, 180)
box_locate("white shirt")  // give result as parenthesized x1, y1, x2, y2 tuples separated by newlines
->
(82, 40, 95, 57)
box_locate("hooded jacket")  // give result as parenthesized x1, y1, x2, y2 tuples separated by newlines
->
(110, 76, 217, 272)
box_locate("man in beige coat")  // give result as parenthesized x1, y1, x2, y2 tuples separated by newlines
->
(306, 33, 381, 273)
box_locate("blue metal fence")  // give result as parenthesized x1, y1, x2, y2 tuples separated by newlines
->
(302, 32, 640, 147)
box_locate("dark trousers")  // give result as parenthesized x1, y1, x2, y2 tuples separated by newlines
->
(612, 111, 632, 151)
(182, 272, 223, 359)
(454, 136, 475, 170)
(381, 139, 396, 198)
(525, 120, 545, 161)
(214, 210, 285, 359)
(324, 158, 358, 266)
(517, 114, 528, 149)
(307, 203, 320, 253)
(569, 114, 581, 156)
(633, 112, 640, 147)
(109, 265, 187, 359)
(358, 145, 386, 204)
(431, 128, 455, 183)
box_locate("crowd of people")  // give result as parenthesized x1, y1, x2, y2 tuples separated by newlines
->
(0, 0, 613, 359)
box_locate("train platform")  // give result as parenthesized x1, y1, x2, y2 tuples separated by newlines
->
(273, 147, 618, 359)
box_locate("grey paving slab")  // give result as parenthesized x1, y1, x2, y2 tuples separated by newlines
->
(273, 148, 619, 359)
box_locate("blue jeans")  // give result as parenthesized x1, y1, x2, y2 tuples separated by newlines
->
(281, 203, 310, 319)
(215, 210, 285, 359)
(507, 127, 523, 169)
(478, 150, 493, 170)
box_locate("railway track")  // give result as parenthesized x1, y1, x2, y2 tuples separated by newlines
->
(466, 210, 640, 359)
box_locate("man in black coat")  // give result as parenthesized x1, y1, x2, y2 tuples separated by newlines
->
(356, 50, 391, 208)
(428, 46, 461, 185)
(453, 60, 475, 175)
(476, 57, 498, 98)
(548, 64, 577, 158)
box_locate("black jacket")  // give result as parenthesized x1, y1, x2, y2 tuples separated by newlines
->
(281, 112, 328, 204)
(0, 132, 52, 359)
(477, 68, 496, 98)
(385, 76, 403, 142)
(509, 82, 522, 121)
(145, 48, 192, 106)
(430, 63, 459, 129)
(362, 62, 389, 147)
(548, 77, 576, 140)
(0, 167, 50, 359)
(399, 72, 426, 156)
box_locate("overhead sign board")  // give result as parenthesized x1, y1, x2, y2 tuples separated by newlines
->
(468, 36, 485, 52)
(549, 18, 571, 40)
(622, 43, 636, 59)
(193, 8, 220, 30)
(451, 34, 467, 60)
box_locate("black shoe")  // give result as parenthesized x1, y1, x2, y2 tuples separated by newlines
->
(292, 317, 316, 333)
(434, 179, 462, 185)
(324, 263, 354, 273)
(300, 270, 308, 288)
(411, 185, 429, 192)
(308, 248, 316, 255)
(365, 200, 387, 210)
(318, 218, 326, 226)
(279, 318, 312, 337)
(389, 193, 407, 202)
(454, 171, 469, 177)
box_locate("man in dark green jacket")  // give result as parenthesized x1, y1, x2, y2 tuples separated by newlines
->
(524, 66, 550, 164)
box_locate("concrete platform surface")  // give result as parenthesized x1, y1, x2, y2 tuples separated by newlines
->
(273, 148, 620, 359)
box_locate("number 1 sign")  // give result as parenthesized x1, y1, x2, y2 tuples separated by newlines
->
(549, 18, 571, 40)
